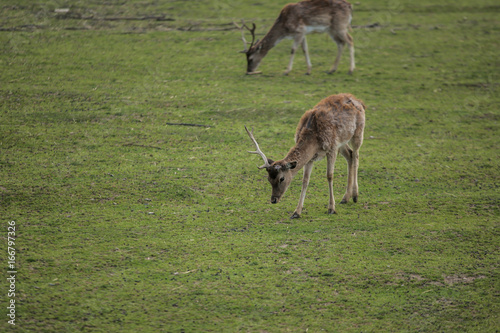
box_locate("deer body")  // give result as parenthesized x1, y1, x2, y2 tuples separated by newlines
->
(238, 0, 355, 75)
(246, 93, 365, 218)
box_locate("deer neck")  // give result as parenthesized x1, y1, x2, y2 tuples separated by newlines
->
(283, 140, 320, 177)
(256, 23, 287, 55)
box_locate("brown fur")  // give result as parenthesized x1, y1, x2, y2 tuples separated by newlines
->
(247, 93, 365, 218)
(294, 93, 365, 151)
(242, 0, 355, 75)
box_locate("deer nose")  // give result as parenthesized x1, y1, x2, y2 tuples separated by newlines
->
(271, 197, 278, 204)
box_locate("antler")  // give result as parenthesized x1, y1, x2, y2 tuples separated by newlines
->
(245, 126, 270, 169)
(233, 20, 256, 53)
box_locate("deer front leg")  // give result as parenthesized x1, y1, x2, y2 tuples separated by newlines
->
(284, 36, 304, 75)
(326, 152, 338, 214)
(291, 161, 314, 219)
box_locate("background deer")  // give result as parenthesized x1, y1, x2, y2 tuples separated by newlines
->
(236, 0, 355, 75)
(245, 93, 365, 218)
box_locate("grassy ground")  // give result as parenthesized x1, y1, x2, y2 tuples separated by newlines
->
(1, 0, 499, 331)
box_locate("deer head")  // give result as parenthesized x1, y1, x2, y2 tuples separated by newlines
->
(245, 126, 297, 203)
(245, 44, 265, 75)
(234, 21, 263, 75)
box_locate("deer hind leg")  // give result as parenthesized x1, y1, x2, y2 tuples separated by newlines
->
(301, 37, 312, 75)
(346, 32, 355, 74)
(341, 131, 363, 203)
(291, 161, 314, 219)
(328, 31, 355, 74)
(326, 151, 338, 214)
(339, 145, 354, 204)
(328, 32, 344, 74)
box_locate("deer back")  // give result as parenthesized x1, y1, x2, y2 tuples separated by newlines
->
(279, 0, 353, 32)
(295, 93, 365, 152)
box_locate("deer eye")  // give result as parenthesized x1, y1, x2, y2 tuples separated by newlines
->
(279, 177, 285, 183)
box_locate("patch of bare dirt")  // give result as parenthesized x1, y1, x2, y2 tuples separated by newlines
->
(443, 275, 486, 286)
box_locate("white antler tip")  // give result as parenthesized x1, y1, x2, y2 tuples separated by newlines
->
(245, 125, 270, 169)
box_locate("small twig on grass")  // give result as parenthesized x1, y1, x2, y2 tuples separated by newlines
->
(0, 24, 45, 31)
(352, 22, 381, 29)
(55, 11, 175, 22)
(173, 269, 198, 275)
(123, 143, 163, 149)
(166, 122, 211, 128)
(99, 16, 175, 22)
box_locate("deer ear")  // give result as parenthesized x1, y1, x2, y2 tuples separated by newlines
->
(285, 161, 297, 170)
(267, 158, 275, 165)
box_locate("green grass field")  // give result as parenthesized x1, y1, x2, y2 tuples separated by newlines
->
(1, 0, 499, 331)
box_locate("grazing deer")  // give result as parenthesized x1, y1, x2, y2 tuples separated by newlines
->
(235, 0, 355, 75)
(245, 93, 365, 218)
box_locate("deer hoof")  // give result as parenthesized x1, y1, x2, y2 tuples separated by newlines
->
(353, 196, 358, 203)
(290, 212, 301, 219)
(327, 209, 337, 215)
(340, 199, 348, 204)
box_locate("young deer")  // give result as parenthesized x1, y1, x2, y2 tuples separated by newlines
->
(236, 0, 355, 75)
(245, 94, 365, 218)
